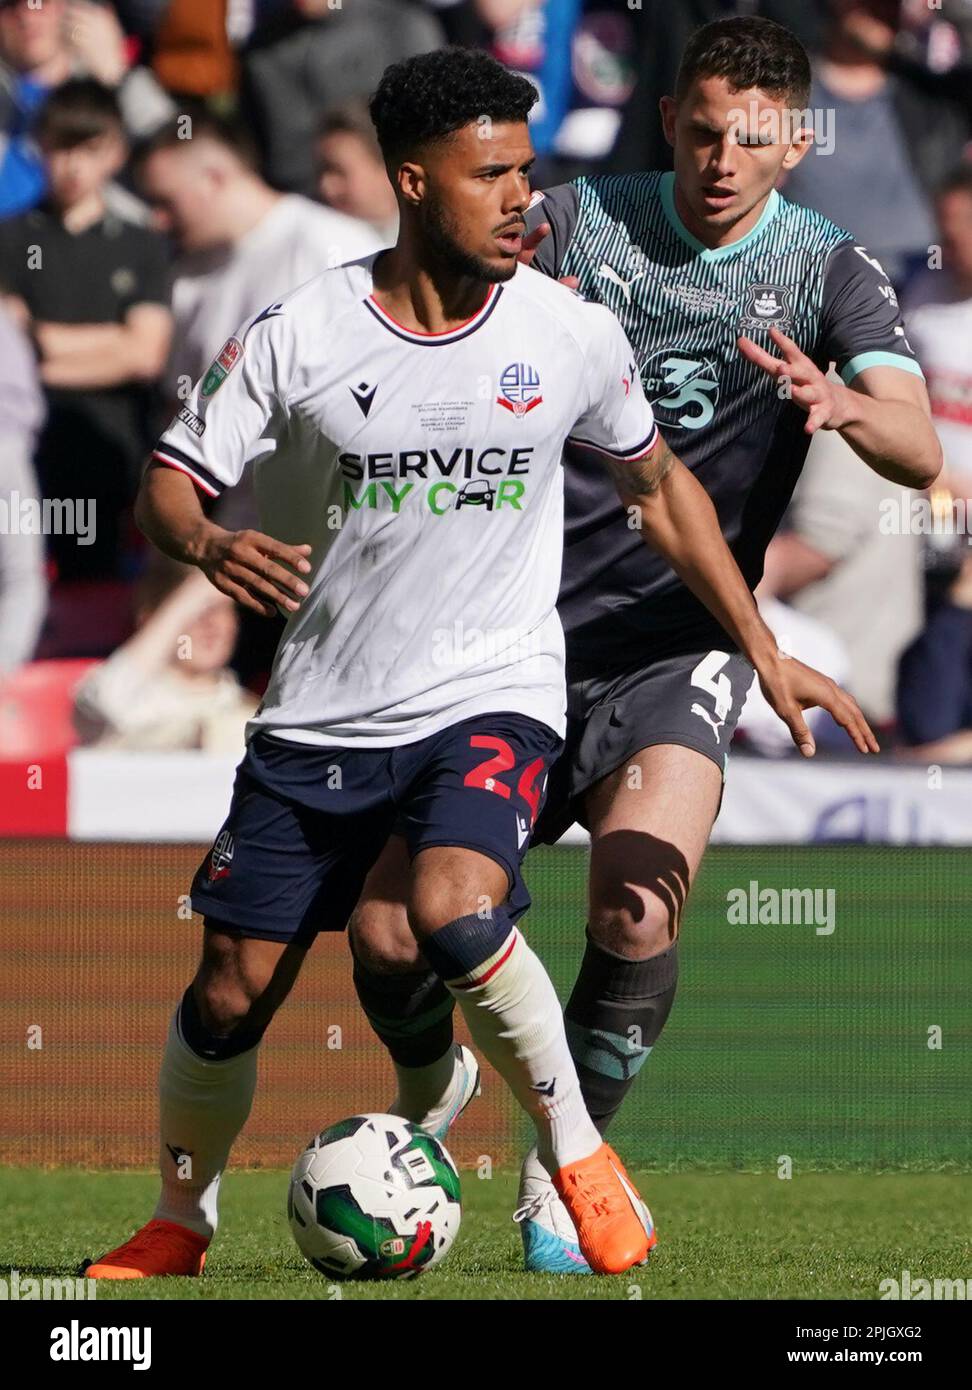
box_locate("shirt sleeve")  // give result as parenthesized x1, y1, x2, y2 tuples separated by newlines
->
(129, 227, 171, 310)
(567, 303, 658, 464)
(523, 183, 581, 279)
(150, 300, 296, 498)
(818, 239, 925, 386)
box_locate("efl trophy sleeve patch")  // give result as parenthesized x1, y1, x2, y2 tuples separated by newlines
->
(201, 337, 244, 397)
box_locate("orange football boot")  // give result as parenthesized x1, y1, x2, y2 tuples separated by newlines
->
(82, 1219, 209, 1279)
(552, 1143, 650, 1275)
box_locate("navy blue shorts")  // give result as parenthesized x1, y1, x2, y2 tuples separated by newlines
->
(190, 713, 563, 945)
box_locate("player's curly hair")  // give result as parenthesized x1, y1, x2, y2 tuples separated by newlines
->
(369, 47, 537, 170)
(676, 17, 812, 109)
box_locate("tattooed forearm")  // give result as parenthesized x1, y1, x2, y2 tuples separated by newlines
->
(606, 435, 677, 498)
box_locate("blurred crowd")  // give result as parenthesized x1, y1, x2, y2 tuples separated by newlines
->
(0, 0, 971, 762)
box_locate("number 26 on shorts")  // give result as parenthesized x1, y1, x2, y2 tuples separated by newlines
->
(462, 735, 547, 825)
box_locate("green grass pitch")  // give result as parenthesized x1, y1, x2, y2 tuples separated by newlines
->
(2, 1167, 969, 1300)
(2, 844, 970, 1298)
(530, 845, 972, 1171)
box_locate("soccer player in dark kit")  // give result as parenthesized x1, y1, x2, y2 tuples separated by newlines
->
(349, 17, 941, 1272)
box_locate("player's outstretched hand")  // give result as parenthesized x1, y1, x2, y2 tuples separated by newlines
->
(518, 222, 580, 289)
(737, 327, 849, 435)
(199, 528, 312, 617)
(518, 222, 551, 269)
(756, 654, 880, 758)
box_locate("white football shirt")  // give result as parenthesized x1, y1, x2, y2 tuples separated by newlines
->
(153, 254, 657, 747)
(166, 194, 382, 397)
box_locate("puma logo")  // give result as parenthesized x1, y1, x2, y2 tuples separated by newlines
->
(597, 261, 645, 305)
(691, 703, 725, 742)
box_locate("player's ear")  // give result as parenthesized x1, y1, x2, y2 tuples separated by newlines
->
(659, 96, 677, 150)
(781, 124, 814, 172)
(396, 161, 426, 208)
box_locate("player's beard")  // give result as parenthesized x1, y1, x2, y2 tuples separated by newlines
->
(422, 189, 518, 285)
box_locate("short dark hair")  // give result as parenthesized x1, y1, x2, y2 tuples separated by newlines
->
(35, 79, 124, 151)
(369, 47, 537, 170)
(132, 102, 259, 172)
(675, 16, 812, 109)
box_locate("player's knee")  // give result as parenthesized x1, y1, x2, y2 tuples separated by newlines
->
(407, 887, 457, 940)
(407, 879, 495, 939)
(195, 975, 257, 1037)
(350, 899, 422, 973)
(589, 884, 680, 957)
(408, 849, 507, 939)
(194, 947, 278, 1037)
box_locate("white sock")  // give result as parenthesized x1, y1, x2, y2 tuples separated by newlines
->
(445, 928, 600, 1173)
(389, 1046, 457, 1124)
(152, 1009, 258, 1240)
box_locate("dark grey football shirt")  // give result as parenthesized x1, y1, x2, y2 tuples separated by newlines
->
(525, 172, 924, 673)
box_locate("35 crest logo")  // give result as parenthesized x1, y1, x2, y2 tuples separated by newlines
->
(497, 362, 542, 417)
(643, 350, 719, 430)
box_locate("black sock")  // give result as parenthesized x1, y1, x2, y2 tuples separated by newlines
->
(351, 950, 455, 1068)
(564, 934, 679, 1135)
(177, 984, 266, 1061)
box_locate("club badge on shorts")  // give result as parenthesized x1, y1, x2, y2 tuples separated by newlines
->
(208, 830, 235, 881)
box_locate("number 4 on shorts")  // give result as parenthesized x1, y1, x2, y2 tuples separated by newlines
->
(690, 651, 732, 740)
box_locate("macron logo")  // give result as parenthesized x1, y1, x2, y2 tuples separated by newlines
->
(350, 381, 378, 418)
(50, 1320, 151, 1371)
(244, 301, 285, 338)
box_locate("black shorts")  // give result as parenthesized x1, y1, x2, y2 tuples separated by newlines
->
(533, 647, 754, 845)
(190, 713, 563, 945)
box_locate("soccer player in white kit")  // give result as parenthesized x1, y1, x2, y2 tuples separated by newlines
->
(84, 48, 866, 1282)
